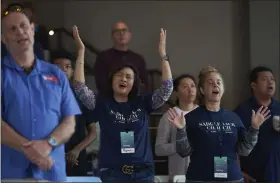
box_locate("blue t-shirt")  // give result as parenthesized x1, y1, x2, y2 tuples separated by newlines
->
(93, 94, 155, 169)
(234, 97, 280, 182)
(185, 106, 246, 181)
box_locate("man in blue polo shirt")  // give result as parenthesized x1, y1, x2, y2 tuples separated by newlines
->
(1, 5, 81, 181)
(234, 66, 280, 183)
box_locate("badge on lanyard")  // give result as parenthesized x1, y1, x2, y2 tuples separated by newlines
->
(214, 156, 228, 178)
(120, 131, 135, 154)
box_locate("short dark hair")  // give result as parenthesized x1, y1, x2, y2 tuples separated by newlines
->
(249, 66, 273, 84)
(51, 50, 75, 63)
(50, 50, 75, 68)
(173, 74, 197, 105)
(173, 74, 196, 92)
(106, 64, 140, 100)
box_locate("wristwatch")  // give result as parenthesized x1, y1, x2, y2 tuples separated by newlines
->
(161, 55, 169, 61)
(47, 136, 58, 148)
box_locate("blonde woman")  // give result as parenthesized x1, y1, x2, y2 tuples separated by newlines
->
(155, 74, 198, 182)
(168, 66, 271, 183)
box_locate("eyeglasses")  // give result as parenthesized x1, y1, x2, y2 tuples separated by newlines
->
(2, 5, 25, 18)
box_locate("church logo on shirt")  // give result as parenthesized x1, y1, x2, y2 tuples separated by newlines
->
(110, 109, 141, 124)
(199, 121, 235, 133)
(42, 75, 58, 82)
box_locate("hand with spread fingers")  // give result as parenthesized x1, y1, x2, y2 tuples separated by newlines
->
(159, 28, 167, 57)
(251, 106, 271, 129)
(167, 108, 186, 129)
(73, 25, 85, 52)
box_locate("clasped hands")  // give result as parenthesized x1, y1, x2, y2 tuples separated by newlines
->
(22, 140, 54, 170)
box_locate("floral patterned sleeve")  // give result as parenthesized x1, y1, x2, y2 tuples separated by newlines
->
(73, 81, 96, 110)
(151, 78, 173, 110)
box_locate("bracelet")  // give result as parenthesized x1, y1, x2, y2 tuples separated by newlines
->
(161, 55, 169, 61)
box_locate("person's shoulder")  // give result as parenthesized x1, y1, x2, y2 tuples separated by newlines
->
(273, 99, 280, 107)
(184, 106, 202, 122)
(128, 50, 145, 59)
(233, 99, 252, 117)
(99, 48, 114, 55)
(128, 49, 141, 56)
(161, 109, 169, 119)
(235, 100, 251, 110)
(221, 108, 242, 121)
(95, 48, 115, 62)
(187, 106, 203, 116)
(272, 99, 280, 115)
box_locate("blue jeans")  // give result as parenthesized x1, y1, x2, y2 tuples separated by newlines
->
(99, 168, 154, 183)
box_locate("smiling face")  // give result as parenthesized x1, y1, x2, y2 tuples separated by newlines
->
(200, 72, 224, 103)
(112, 67, 135, 97)
(2, 12, 34, 54)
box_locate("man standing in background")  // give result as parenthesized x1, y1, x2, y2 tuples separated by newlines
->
(93, 21, 149, 95)
(234, 66, 280, 183)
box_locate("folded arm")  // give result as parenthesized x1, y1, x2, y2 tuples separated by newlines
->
(237, 127, 259, 156)
(155, 113, 176, 156)
(176, 127, 193, 158)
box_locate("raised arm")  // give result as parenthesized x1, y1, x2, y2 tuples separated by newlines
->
(237, 106, 270, 156)
(72, 26, 96, 110)
(168, 108, 193, 158)
(151, 29, 173, 110)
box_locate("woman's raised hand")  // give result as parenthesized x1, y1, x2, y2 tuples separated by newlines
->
(73, 25, 85, 51)
(159, 28, 167, 57)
